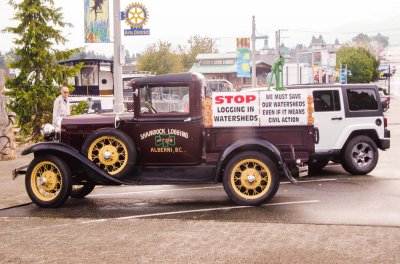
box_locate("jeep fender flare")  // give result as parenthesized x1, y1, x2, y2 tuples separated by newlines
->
(334, 123, 384, 150)
(215, 138, 297, 184)
(22, 142, 124, 185)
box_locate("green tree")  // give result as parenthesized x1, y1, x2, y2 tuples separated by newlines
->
(0, 52, 5, 68)
(137, 41, 183, 74)
(351, 33, 389, 58)
(70, 100, 88, 115)
(5, 0, 82, 140)
(179, 35, 215, 71)
(336, 46, 379, 83)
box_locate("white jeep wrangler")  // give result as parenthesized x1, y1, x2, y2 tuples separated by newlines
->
(290, 84, 390, 175)
(243, 84, 390, 175)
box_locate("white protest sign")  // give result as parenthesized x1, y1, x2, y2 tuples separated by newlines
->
(212, 92, 259, 127)
(259, 90, 309, 126)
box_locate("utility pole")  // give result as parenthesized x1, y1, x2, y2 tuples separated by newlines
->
(388, 65, 391, 97)
(275, 30, 280, 58)
(251, 16, 256, 87)
(274, 29, 287, 86)
(275, 29, 288, 58)
(113, 0, 124, 113)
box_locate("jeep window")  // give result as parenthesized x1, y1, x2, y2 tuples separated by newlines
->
(140, 85, 189, 114)
(347, 89, 378, 111)
(313, 90, 341, 112)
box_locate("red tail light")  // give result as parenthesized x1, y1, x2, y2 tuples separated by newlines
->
(384, 117, 388, 128)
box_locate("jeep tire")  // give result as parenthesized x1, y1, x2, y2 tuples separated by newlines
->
(341, 135, 378, 175)
(307, 158, 329, 174)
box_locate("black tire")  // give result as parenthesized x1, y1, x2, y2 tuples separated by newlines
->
(341, 136, 378, 175)
(70, 181, 96, 198)
(223, 151, 280, 206)
(25, 155, 72, 208)
(82, 128, 136, 179)
(307, 158, 329, 174)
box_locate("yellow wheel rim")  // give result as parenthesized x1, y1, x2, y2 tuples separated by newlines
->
(88, 136, 128, 175)
(30, 161, 62, 202)
(230, 158, 272, 199)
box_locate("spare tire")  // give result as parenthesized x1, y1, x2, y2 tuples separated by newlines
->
(82, 128, 136, 179)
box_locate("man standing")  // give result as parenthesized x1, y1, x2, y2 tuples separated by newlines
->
(53, 86, 70, 126)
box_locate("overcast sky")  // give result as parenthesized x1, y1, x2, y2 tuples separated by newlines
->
(1, 0, 400, 56)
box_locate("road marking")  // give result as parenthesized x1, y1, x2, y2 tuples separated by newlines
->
(90, 179, 337, 197)
(89, 186, 223, 197)
(0, 199, 320, 233)
(113, 200, 320, 221)
(281, 178, 337, 184)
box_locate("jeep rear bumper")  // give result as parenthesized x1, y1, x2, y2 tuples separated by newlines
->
(381, 129, 390, 150)
(380, 139, 390, 150)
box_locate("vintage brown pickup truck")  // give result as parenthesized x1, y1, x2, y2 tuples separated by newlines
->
(14, 72, 317, 207)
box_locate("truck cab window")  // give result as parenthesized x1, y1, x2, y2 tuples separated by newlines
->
(140, 86, 190, 114)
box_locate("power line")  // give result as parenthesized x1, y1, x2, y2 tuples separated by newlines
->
(287, 27, 400, 35)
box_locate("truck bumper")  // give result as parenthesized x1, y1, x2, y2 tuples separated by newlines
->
(12, 165, 28, 180)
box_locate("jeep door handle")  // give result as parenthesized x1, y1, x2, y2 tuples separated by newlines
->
(331, 117, 343, 120)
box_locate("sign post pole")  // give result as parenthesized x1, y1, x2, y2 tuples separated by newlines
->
(113, 0, 124, 113)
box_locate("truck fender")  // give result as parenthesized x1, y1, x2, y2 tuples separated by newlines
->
(215, 138, 297, 184)
(22, 142, 124, 184)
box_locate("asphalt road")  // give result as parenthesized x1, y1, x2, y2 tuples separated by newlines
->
(1, 170, 400, 228)
(1, 87, 399, 263)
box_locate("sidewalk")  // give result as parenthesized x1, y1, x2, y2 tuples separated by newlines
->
(0, 148, 33, 209)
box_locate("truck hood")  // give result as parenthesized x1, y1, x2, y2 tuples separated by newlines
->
(62, 112, 133, 127)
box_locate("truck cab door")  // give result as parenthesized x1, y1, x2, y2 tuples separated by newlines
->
(311, 88, 345, 152)
(134, 84, 203, 166)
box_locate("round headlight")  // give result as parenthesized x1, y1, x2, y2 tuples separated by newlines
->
(43, 123, 55, 136)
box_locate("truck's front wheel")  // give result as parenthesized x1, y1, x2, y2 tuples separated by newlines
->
(223, 151, 279, 206)
(341, 135, 378, 175)
(25, 155, 72, 208)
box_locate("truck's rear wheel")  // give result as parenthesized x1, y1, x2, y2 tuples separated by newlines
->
(341, 136, 378, 175)
(70, 181, 95, 198)
(25, 155, 72, 208)
(82, 129, 136, 179)
(223, 151, 279, 206)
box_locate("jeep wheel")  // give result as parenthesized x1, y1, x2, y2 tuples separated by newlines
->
(341, 136, 378, 175)
(26, 155, 72, 208)
(70, 181, 96, 198)
(223, 151, 279, 206)
(82, 129, 136, 179)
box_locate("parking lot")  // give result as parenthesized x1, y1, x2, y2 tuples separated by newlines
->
(0, 97, 399, 263)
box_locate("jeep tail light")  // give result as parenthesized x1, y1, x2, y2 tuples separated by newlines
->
(384, 117, 388, 128)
